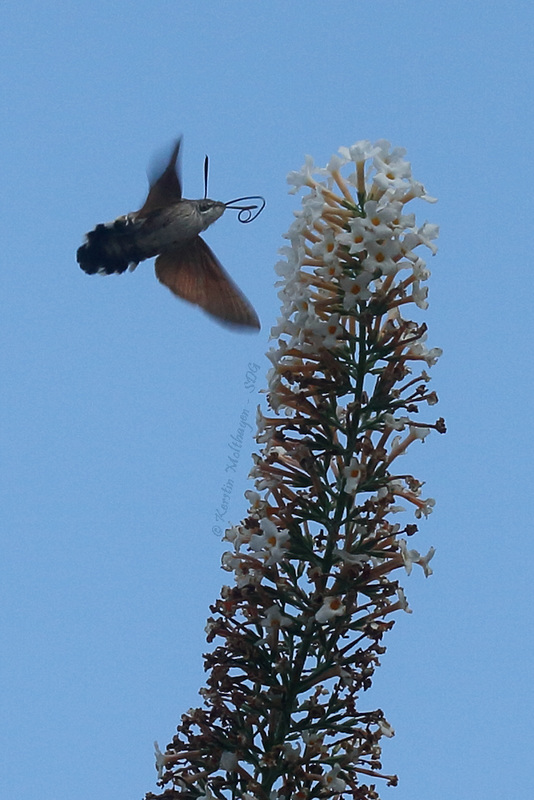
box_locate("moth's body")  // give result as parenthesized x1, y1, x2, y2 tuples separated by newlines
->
(77, 140, 259, 329)
(80, 200, 226, 274)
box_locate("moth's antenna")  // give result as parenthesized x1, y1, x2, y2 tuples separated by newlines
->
(203, 155, 209, 199)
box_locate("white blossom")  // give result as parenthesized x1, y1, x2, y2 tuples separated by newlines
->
(315, 597, 346, 623)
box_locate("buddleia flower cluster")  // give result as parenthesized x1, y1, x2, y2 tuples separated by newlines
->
(146, 140, 444, 800)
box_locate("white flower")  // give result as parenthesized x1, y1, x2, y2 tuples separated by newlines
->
(423, 347, 442, 366)
(373, 149, 411, 181)
(337, 217, 370, 253)
(221, 551, 263, 586)
(287, 155, 316, 193)
(333, 548, 369, 566)
(300, 190, 327, 224)
(419, 546, 436, 576)
(315, 597, 346, 624)
(306, 313, 344, 349)
(362, 237, 403, 276)
(363, 199, 407, 234)
(407, 341, 443, 366)
(415, 497, 436, 519)
(396, 586, 412, 613)
(259, 604, 292, 630)
(343, 457, 363, 494)
(378, 719, 395, 738)
(244, 489, 265, 512)
(303, 729, 324, 746)
(322, 764, 347, 793)
(154, 741, 167, 778)
(412, 281, 429, 309)
(223, 525, 250, 549)
(339, 139, 381, 163)
(340, 273, 373, 309)
(418, 221, 440, 253)
(311, 228, 339, 265)
(399, 538, 420, 575)
(249, 517, 290, 565)
(221, 551, 241, 572)
(403, 223, 439, 256)
(383, 414, 410, 430)
(411, 425, 431, 441)
(326, 153, 348, 173)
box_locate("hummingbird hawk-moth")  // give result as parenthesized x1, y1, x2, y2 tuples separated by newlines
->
(76, 139, 264, 329)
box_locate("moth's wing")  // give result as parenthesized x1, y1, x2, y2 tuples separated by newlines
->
(155, 236, 260, 330)
(137, 138, 183, 216)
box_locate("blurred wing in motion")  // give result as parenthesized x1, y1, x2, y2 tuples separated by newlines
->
(155, 236, 260, 330)
(137, 139, 183, 217)
(77, 140, 185, 275)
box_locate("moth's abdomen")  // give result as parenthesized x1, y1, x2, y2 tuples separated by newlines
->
(77, 215, 150, 275)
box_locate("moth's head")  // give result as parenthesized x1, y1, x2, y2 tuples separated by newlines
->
(194, 198, 226, 230)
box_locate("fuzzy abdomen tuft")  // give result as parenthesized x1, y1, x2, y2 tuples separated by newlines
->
(77, 216, 147, 275)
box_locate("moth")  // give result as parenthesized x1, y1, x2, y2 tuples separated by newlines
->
(77, 139, 264, 329)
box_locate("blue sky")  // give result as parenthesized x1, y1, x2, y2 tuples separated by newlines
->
(1, 2, 533, 798)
